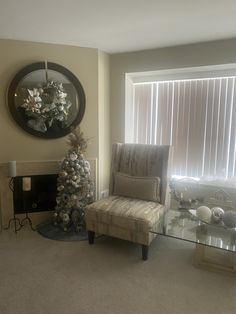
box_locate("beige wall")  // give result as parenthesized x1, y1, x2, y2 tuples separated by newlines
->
(110, 38, 236, 144)
(0, 39, 99, 162)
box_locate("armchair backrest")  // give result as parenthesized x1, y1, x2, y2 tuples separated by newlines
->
(109, 143, 172, 205)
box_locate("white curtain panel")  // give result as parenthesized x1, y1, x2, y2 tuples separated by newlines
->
(130, 77, 236, 179)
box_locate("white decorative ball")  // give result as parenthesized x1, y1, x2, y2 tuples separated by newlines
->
(222, 211, 236, 228)
(60, 171, 68, 177)
(211, 207, 224, 223)
(196, 206, 212, 223)
(63, 213, 70, 223)
(69, 152, 77, 161)
(57, 185, 64, 191)
(56, 197, 61, 204)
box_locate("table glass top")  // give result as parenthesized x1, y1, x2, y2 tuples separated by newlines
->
(151, 209, 236, 253)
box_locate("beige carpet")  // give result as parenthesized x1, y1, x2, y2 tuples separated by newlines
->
(0, 228, 236, 314)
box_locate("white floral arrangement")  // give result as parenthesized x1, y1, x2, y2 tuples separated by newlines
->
(21, 81, 72, 132)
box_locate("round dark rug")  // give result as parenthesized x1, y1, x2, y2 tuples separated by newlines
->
(36, 220, 88, 241)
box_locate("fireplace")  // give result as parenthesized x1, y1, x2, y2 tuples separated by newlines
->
(0, 159, 97, 231)
(13, 174, 58, 214)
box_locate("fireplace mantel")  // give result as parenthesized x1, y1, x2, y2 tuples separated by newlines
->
(0, 159, 97, 231)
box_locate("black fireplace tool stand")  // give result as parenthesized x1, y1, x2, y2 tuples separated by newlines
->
(5, 212, 36, 233)
(5, 178, 36, 233)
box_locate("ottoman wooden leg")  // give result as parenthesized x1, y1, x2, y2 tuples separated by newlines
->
(142, 245, 149, 261)
(88, 231, 95, 244)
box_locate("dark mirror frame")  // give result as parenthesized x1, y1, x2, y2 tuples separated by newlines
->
(7, 62, 86, 139)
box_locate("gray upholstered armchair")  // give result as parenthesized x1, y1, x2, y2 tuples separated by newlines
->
(85, 143, 172, 260)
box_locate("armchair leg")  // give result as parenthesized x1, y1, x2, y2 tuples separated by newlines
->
(88, 231, 95, 244)
(142, 245, 149, 261)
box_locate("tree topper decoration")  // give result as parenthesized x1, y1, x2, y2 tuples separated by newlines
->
(66, 127, 88, 154)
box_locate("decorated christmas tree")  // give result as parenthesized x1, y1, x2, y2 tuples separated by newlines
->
(53, 127, 94, 232)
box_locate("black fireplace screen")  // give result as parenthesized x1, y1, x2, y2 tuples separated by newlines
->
(13, 174, 58, 214)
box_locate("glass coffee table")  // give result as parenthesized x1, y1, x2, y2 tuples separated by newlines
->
(151, 208, 236, 273)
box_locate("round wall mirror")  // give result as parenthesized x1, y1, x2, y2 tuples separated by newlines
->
(8, 62, 86, 138)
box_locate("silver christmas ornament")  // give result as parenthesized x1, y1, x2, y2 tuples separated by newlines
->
(56, 197, 61, 204)
(62, 213, 70, 222)
(84, 166, 90, 173)
(211, 207, 224, 223)
(222, 211, 236, 228)
(57, 185, 64, 191)
(60, 171, 68, 177)
(69, 152, 78, 161)
(84, 161, 90, 167)
(71, 194, 78, 200)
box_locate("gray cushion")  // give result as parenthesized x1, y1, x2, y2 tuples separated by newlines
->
(113, 172, 160, 202)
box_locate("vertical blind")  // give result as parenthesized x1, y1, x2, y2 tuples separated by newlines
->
(129, 77, 236, 179)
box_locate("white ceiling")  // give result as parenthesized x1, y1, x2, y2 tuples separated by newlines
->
(0, 0, 236, 54)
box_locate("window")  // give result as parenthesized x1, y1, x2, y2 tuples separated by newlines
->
(126, 67, 236, 180)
